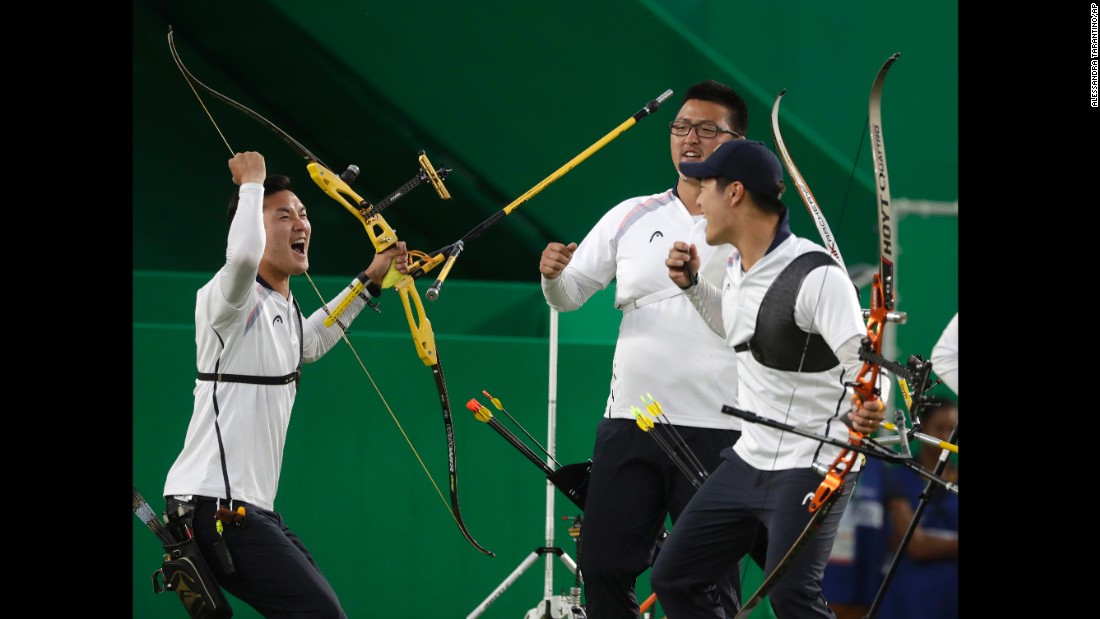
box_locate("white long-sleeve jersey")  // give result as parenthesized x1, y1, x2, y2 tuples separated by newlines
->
(542, 188, 740, 430)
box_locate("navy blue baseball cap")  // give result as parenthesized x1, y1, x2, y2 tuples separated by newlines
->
(679, 139, 785, 200)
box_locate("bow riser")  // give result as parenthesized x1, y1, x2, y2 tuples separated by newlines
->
(167, 28, 493, 556)
(738, 54, 904, 616)
(306, 162, 399, 252)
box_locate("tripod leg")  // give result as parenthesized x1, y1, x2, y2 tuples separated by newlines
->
(467, 551, 544, 619)
(556, 551, 578, 575)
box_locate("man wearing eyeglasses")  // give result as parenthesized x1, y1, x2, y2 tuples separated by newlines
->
(539, 81, 757, 619)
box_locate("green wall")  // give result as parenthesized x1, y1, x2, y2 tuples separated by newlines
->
(133, 1, 956, 616)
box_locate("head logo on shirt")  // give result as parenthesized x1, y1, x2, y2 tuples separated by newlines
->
(649, 231, 664, 242)
(273, 315, 284, 325)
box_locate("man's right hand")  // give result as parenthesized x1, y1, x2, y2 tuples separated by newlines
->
(229, 151, 266, 186)
(666, 241, 699, 289)
(539, 242, 577, 279)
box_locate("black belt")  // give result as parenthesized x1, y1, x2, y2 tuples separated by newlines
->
(166, 495, 223, 504)
(196, 370, 299, 385)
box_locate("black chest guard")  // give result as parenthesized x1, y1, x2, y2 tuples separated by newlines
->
(733, 252, 843, 372)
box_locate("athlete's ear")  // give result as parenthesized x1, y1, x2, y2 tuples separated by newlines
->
(728, 181, 742, 205)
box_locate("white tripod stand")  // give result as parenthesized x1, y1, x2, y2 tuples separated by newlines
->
(466, 309, 585, 619)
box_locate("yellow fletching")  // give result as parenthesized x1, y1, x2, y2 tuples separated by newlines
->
(631, 406, 654, 430)
(475, 406, 492, 423)
(639, 392, 664, 417)
(481, 389, 504, 411)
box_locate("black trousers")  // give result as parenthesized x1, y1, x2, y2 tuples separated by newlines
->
(579, 418, 758, 619)
(651, 448, 858, 619)
(166, 496, 347, 619)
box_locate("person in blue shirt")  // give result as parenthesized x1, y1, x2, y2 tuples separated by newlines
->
(879, 396, 958, 619)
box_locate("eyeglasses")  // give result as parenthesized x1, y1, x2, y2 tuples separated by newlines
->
(669, 120, 741, 139)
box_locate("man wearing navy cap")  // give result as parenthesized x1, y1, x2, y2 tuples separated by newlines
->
(538, 81, 757, 619)
(651, 139, 887, 618)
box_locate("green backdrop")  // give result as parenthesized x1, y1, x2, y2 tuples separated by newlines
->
(133, 1, 957, 617)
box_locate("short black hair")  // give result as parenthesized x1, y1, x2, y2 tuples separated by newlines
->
(714, 176, 787, 218)
(226, 175, 294, 224)
(681, 80, 749, 136)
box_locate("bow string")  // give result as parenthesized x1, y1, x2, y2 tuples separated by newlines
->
(166, 27, 494, 556)
(732, 52, 904, 618)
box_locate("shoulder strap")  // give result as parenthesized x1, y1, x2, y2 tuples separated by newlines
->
(196, 296, 305, 385)
(618, 287, 684, 314)
(733, 252, 840, 372)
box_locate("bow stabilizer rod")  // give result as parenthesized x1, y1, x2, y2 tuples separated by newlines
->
(419, 89, 675, 301)
(167, 27, 493, 556)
